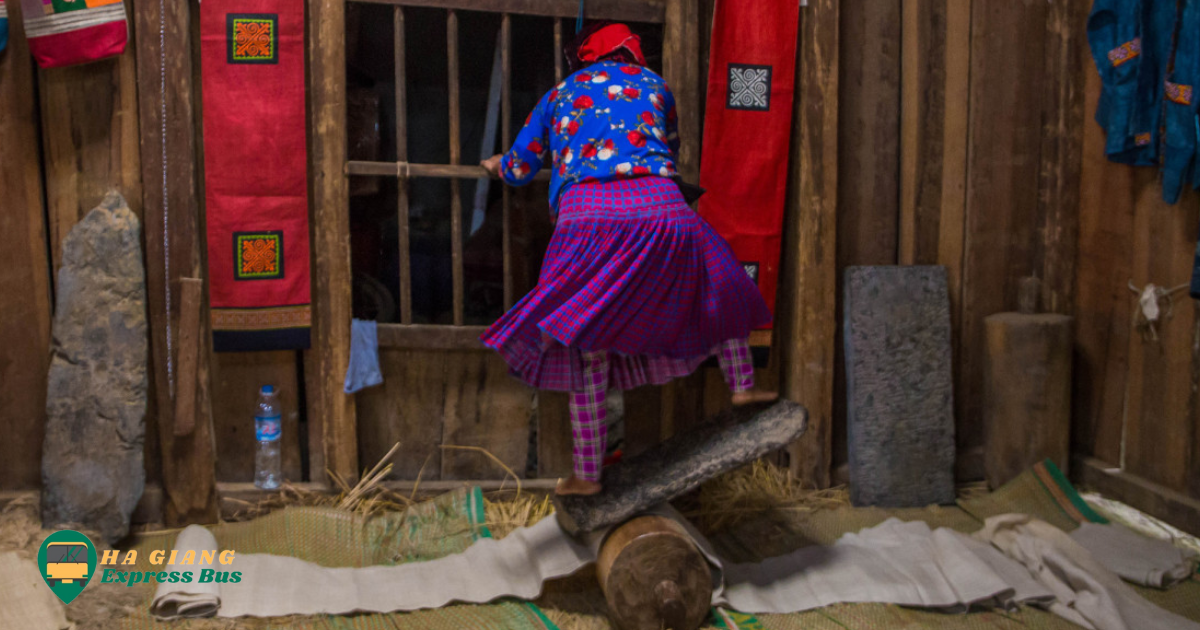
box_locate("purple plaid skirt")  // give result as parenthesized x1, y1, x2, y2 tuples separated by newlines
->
(481, 176, 772, 391)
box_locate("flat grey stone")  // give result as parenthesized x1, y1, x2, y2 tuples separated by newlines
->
(844, 266, 956, 508)
(553, 400, 808, 536)
(41, 192, 148, 543)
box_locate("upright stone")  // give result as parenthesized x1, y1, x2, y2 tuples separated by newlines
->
(844, 266, 955, 507)
(42, 192, 148, 543)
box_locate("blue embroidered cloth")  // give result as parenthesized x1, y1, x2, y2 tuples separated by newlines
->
(500, 60, 680, 211)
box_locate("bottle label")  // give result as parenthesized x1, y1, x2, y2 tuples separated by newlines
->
(256, 415, 282, 441)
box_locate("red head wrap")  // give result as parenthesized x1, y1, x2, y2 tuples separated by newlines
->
(567, 23, 646, 73)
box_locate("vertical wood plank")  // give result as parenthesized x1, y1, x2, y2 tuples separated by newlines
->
(1036, 0, 1086, 316)
(834, 0, 902, 469)
(554, 19, 564, 83)
(133, 0, 218, 524)
(39, 48, 143, 273)
(211, 352, 303, 482)
(1123, 188, 1199, 491)
(783, 0, 838, 488)
(502, 13, 514, 310)
(356, 350, 446, 480)
(1072, 66, 1138, 465)
(448, 10, 464, 326)
(396, 6, 413, 325)
(308, 0, 359, 485)
(662, 0, 701, 181)
(440, 353, 533, 480)
(0, 1, 53, 490)
(959, 0, 1048, 455)
(172, 278, 203, 437)
(537, 392, 574, 477)
(623, 385, 665, 458)
(900, 0, 948, 266)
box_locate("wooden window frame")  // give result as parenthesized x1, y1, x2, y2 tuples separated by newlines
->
(344, 0, 673, 350)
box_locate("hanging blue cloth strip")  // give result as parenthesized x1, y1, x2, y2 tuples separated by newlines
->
(576, 0, 584, 32)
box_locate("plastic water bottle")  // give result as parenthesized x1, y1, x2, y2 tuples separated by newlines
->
(254, 385, 282, 489)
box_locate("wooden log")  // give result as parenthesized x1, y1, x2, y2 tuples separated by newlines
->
(0, 0, 53, 491)
(173, 278, 204, 436)
(348, 0, 666, 23)
(596, 516, 712, 630)
(133, 0, 218, 525)
(553, 400, 807, 535)
(308, 0, 359, 485)
(983, 312, 1072, 489)
(782, 0, 838, 488)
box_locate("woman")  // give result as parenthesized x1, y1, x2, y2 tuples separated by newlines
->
(481, 22, 775, 496)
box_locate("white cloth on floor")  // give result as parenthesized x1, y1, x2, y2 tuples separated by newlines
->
(1070, 521, 1198, 588)
(976, 514, 1200, 630)
(149, 507, 1196, 629)
(0, 552, 70, 630)
(343, 319, 383, 394)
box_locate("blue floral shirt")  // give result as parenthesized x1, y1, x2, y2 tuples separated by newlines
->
(500, 61, 680, 211)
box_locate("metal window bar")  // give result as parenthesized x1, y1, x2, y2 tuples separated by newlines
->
(347, 0, 666, 340)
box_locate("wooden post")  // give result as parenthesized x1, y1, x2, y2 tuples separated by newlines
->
(448, 10, 465, 326)
(662, 0, 701, 181)
(501, 13, 514, 310)
(782, 1, 839, 487)
(396, 6, 413, 325)
(596, 516, 712, 630)
(307, 0, 359, 485)
(0, 0, 54, 491)
(553, 19, 564, 82)
(133, 0, 218, 524)
(173, 278, 204, 437)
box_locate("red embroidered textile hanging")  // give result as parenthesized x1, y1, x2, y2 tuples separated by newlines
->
(201, 0, 310, 351)
(697, 0, 801, 322)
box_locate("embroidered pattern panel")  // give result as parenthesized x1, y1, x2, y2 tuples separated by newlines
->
(727, 63, 772, 111)
(1108, 38, 1141, 67)
(234, 231, 284, 280)
(227, 13, 277, 64)
(1165, 81, 1193, 106)
(211, 306, 311, 330)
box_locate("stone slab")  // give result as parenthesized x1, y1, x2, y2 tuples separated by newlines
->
(41, 192, 148, 543)
(844, 266, 956, 508)
(553, 400, 808, 536)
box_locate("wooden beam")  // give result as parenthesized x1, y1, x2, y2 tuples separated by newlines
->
(308, 0, 359, 486)
(1073, 457, 1200, 537)
(662, 0, 701, 181)
(782, 0, 839, 488)
(448, 10, 464, 326)
(376, 324, 488, 349)
(348, 0, 666, 23)
(395, 6, 413, 325)
(348, 160, 552, 180)
(0, 0, 53, 491)
(133, 0, 218, 525)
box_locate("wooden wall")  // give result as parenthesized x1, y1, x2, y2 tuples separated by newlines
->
(829, 0, 1087, 480)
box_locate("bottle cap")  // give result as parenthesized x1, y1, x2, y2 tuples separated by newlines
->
(261, 385, 274, 395)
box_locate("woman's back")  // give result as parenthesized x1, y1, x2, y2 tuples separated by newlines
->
(501, 60, 680, 210)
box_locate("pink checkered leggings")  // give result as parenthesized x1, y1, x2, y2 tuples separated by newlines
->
(569, 337, 754, 482)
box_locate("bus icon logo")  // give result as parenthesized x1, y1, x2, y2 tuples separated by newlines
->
(38, 530, 97, 604)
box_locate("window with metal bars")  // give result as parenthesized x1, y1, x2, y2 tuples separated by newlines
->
(343, 0, 666, 349)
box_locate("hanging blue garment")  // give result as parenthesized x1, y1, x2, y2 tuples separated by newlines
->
(1088, 0, 1200, 203)
(1162, 0, 1200, 203)
(0, 0, 8, 53)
